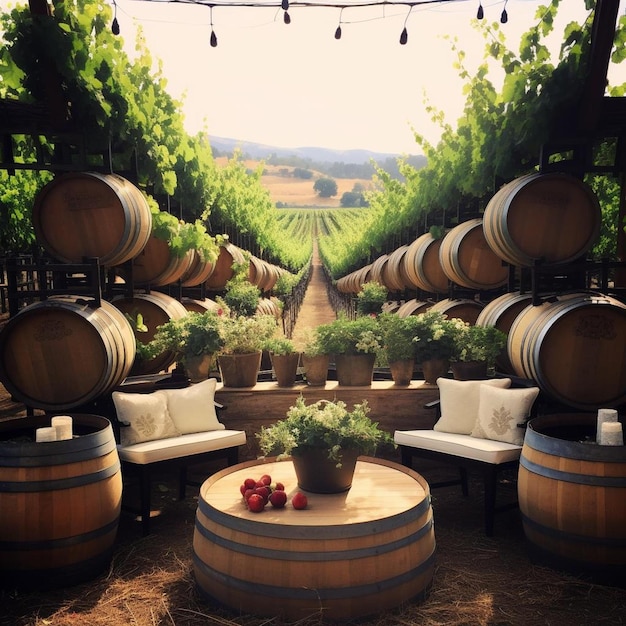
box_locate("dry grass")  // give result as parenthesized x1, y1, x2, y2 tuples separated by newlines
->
(2, 467, 625, 626)
(214, 158, 372, 207)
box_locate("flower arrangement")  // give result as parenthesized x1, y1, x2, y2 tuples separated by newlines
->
(257, 395, 393, 465)
(356, 282, 388, 316)
(452, 323, 507, 368)
(218, 314, 278, 354)
(411, 311, 467, 362)
(315, 314, 382, 356)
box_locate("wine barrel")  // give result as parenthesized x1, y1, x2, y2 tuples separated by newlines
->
(205, 243, 246, 290)
(256, 297, 282, 319)
(181, 297, 221, 314)
(368, 254, 390, 288)
(518, 413, 626, 585)
(0, 297, 135, 411)
(403, 233, 449, 293)
(32, 172, 152, 267)
(111, 291, 188, 375)
(124, 235, 195, 287)
(475, 292, 534, 374)
(483, 172, 601, 267)
(193, 457, 435, 621)
(429, 298, 485, 325)
(248, 256, 280, 292)
(180, 249, 216, 287)
(396, 299, 433, 318)
(0, 414, 122, 589)
(381, 246, 412, 292)
(439, 218, 508, 290)
(507, 292, 626, 409)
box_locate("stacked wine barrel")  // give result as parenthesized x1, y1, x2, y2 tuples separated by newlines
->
(336, 172, 625, 410)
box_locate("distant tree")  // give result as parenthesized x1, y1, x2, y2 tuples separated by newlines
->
(293, 167, 313, 179)
(314, 177, 338, 198)
(340, 183, 369, 207)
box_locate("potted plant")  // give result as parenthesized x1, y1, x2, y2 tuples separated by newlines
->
(143, 310, 224, 382)
(316, 315, 383, 386)
(222, 277, 261, 317)
(300, 328, 331, 387)
(257, 395, 393, 493)
(356, 281, 388, 316)
(264, 336, 301, 388)
(216, 314, 277, 387)
(410, 311, 466, 384)
(379, 313, 422, 385)
(450, 323, 508, 380)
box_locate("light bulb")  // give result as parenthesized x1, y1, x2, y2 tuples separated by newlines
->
(210, 30, 218, 47)
(477, 4, 484, 19)
(399, 27, 408, 45)
(335, 25, 342, 40)
(500, 8, 508, 23)
(111, 17, 120, 35)
(284, 11, 291, 24)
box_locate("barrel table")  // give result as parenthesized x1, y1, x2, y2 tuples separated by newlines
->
(193, 456, 435, 621)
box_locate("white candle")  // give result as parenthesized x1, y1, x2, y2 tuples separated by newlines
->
(51, 415, 73, 441)
(35, 426, 57, 442)
(596, 408, 619, 443)
(600, 421, 624, 446)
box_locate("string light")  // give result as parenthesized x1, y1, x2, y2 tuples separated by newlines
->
(399, 5, 412, 45)
(501, 0, 508, 23)
(334, 7, 343, 39)
(476, 1, 483, 20)
(111, 0, 120, 35)
(209, 5, 218, 47)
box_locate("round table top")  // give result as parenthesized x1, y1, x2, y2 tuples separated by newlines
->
(199, 456, 430, 529)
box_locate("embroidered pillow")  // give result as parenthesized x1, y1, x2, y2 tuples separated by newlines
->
(471, 385, 540, 445)
(162, 378, 224, 434)
(433, 377, 512, 435)
(112, 390, 180, 446)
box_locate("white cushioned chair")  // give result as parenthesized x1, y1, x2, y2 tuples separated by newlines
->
(395, 377, 539, 536)
(111, 377, 246, 536)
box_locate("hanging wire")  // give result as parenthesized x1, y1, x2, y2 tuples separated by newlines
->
(209, 5, 218, 47)
(111, 0, 120, 35)
(334, 7, 344, 39)
(476, 1, 483, 20)
(399, 5, 413, 45)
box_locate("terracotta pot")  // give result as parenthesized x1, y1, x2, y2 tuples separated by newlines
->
(184, 354, 214, 383)
(335, 354, 375, 387)
(302, 354, 330, 387)
(270, 352, 301, 388)
(217, 351, 262, 387)
(389, 359, 414, 386)
(451, 360, 488, 381)
(420, 358, 450, 385)
(292, 448, 359, 493)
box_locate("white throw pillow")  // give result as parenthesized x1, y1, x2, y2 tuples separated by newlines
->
(112, 390, 180, 446)
(471, 385, 540, 445)
(433, 377, 512, 435)
(162, 378, 225, 434)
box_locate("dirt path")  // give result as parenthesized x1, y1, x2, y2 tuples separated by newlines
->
(290, 239, 337, 349)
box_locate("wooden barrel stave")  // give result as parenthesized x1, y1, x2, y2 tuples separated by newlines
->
(429, 298, 485, 325)
(404, 233, 449, 293)
(205, 244, 246, 290)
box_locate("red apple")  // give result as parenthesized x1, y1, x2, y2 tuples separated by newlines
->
(292, 492, 308, 510)
(259, 474, 272, 486)
(254, 486, 271, 504)
(274, 482, 285, 491)
(243, 488, 256, 501)
(269, 490, 287, 508)
(247, 493, 265, 512)
(243, 477, 257, 490)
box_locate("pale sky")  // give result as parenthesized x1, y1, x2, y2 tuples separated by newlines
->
(2, 0, 626, 154)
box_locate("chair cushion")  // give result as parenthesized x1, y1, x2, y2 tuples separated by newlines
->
(394, 429, 522, 464)
(112, 390, 180, 446)
(433, 377, 512, 435)
(117, 429, 247, 464)
(161, 378, 225, 434)
(471, 385, 540, 445)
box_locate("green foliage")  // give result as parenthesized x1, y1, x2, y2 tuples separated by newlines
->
(378, 313, 423, 363)
(315, 315, 382, 356)
(356, 281, 388, 316)
(452, 324, 507, 368)
(217, 314, 277, 354)
(257, 395, 392, 463)
(313, 177, 338, 198)
(410, 311, 467, 362)
(222, 279, 261, 317)
(264, 336, 297, 355)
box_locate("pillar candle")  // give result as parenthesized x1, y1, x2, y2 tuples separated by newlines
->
(35, 426, 57, 442)
(596, 408, 618, 443)
(600, 421, 624, 446)
(51, 415, 73, 440)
